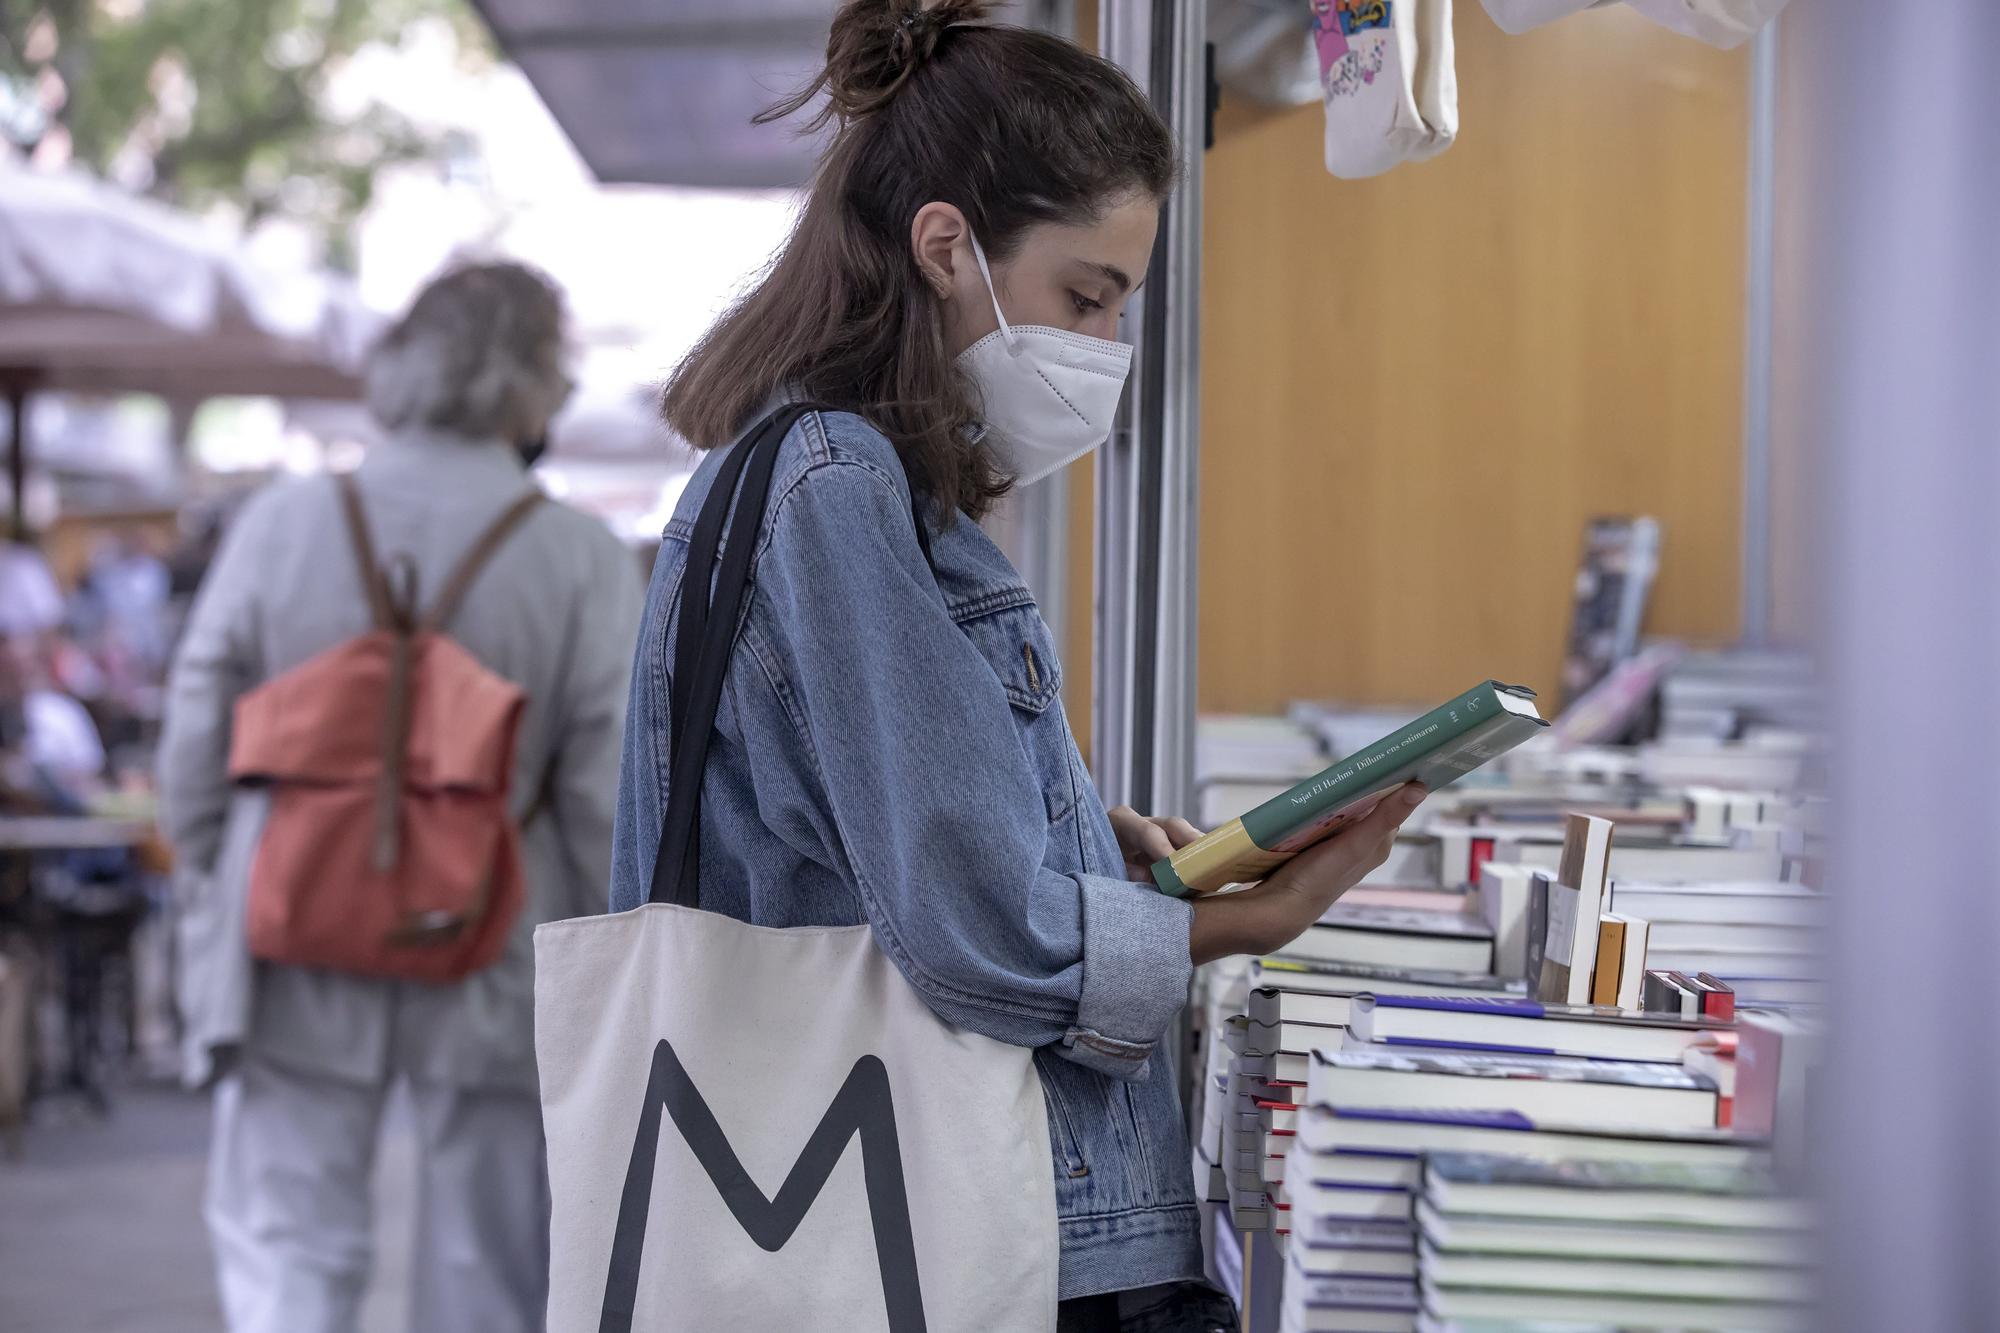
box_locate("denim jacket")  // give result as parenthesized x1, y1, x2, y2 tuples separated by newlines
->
(608, 408, 1205, 1299)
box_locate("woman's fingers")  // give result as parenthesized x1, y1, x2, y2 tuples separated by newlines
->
(1107, 805, 1176, 865)
(1132, 822, 1177, 863)
(1110, 806, 1204, 863)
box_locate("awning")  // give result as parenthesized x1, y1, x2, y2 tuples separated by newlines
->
(0, 161, 382, 529)
(467, 0, 1064, 188)
(0, 162, 380, 400)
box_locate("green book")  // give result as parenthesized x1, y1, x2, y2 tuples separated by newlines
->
(1154, 681, 1548, 898)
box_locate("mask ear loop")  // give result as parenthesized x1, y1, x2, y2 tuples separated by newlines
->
(967, 232, 1023, 356)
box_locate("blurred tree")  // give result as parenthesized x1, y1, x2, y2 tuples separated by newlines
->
(0, 0, 492, 265)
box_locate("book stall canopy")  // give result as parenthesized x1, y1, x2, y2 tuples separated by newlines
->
(0, 161, 380, 402)
(469, 0, 1064, 189)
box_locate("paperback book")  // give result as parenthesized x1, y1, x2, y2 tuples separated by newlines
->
(1251, 960, 1522, 1002)
(1308, 1049, 1718, 1131)
(1346, 994, 1733, 1064)
(1285, 905, 1496, 972)
(1294, 1106, 1763, 1178)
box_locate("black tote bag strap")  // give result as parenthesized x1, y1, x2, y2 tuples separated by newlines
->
(649, 405, 802, 906)
(648, 404, 938, 908)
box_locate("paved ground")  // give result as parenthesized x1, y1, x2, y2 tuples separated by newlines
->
(0, 1082, 416, 1333)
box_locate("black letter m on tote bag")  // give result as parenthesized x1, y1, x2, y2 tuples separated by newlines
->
(598, 1040, 928, 1332)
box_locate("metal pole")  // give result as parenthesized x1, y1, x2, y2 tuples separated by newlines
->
(1028, 470, 1071, 666)
(987, 473, 1072, 666)
(1095, 0, 1205, 823)
(1740, 21, 1779, 646)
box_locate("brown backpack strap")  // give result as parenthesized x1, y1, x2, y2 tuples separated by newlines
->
(422, 489, 545, 633)
(334, 474, 395, 630)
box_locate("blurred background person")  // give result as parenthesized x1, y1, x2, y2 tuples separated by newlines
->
(0, 529, 66, 646)
(0, 628, 106, 807)
(156, 261, 644, 1333)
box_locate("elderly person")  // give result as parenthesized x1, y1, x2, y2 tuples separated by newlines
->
(158, 262, 644, 1333)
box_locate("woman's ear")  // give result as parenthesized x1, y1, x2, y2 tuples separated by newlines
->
(911, 202, 970, 300)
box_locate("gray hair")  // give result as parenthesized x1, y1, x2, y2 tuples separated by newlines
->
(365, 262, 570, 441)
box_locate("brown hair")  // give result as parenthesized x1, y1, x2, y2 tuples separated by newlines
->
(661, 0, 1176, 521)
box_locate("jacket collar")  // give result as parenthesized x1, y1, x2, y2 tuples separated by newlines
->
(364, 427, 526, 480)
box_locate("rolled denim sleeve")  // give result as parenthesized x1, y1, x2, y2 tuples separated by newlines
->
(748, 460, 1191, 1079)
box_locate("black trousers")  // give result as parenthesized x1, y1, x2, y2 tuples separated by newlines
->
(1055, 1282, 1236, 1333)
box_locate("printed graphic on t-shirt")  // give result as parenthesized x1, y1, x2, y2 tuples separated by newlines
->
(1325, 36, 1389, 99)
(1340, 0, 1395, 35)
(1311, 0, 1352, 74)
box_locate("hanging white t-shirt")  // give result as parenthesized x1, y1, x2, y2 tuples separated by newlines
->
(1626, 0, 1789, 49)
(1320, 0, 1457, 179)
(1480, 0, 1609, 35)
(1410, 0, 1460, 164)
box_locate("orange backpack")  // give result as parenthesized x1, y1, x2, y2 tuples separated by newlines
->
(226, 475, 543, 983)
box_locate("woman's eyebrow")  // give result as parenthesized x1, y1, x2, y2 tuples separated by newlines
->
(1079, 260, 1133, 293)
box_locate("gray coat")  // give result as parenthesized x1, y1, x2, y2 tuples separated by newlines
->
(157, 430, 645, 1091)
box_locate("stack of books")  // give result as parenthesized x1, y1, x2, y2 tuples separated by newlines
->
(1435, 818, 1788, 896)
(1179, 653, 1829, 1327)
(1414, 1153, 1813, 1331)
(1281, 1108, 1766, 1333)
(1223, 1028, 1299, 1233)
(1732, 1010, 1824, 1170)
(1636, 737, 1820, 793)
(1194, 714, 1328, 830)
(1655, 647, 1821, 742)
(1232, 944, 1522, 1240)
(1270, 977, 1756, 1333)
(1284, 902, 1496, 974)
(1192, 957, 1254, 1206)
(1611, 880, 1825, 1010)
(1273, 1038, 1746, 1333)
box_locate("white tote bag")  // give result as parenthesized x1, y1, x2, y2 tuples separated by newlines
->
(536, 405, 1059, 1333)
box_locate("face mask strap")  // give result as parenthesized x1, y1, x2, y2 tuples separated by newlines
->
(967, 231, 1018, 351)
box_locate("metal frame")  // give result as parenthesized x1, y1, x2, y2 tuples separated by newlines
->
(995, 471, 1073, 666)
(1740, 21, 1780, 646)
(1094, 0, 1206, 823)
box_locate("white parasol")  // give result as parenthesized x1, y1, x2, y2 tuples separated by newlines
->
(0, 159, 383, 529)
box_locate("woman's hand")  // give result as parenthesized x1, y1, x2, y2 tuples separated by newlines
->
(1107, 805, 1205, 884)
(1188, 783, 1428, 966)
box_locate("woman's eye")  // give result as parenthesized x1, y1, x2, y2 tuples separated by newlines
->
(1070, 291, 1103, 314)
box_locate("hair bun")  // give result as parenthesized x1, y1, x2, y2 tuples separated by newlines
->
(763, 0, 994, 129)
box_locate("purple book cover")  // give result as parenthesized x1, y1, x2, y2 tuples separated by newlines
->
(1378, 1035, 1561, 1057)
(1314, 1105, 1752, 1147)
(1301, 1219, 1416, 1249)
(1315, 1047, 1717, 1091)
(1364, 994, 1731, 1030)
(1289, 1180, 1414, 1196)
(1330, 1107, 1538, 1130)
(1367, 994, 1551, 1019)
(1293, 1278, 1421, 1312)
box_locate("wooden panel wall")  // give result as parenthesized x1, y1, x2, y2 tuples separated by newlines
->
(1195, 7, 1750, 713)
(1064, 5, 1749, 755)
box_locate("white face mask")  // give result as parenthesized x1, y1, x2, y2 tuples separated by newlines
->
(955, 232, 1134, 487)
